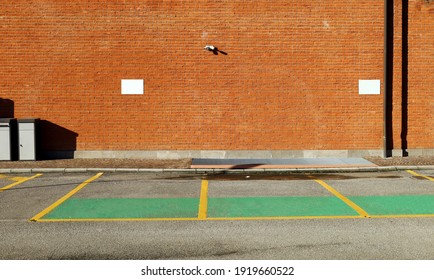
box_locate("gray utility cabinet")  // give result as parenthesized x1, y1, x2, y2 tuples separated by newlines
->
(0, 118, 17, 161)
(18, 118, 39, 160)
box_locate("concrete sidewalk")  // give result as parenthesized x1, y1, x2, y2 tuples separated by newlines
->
(1, 160, 434, 174)
(191, 158, 377, 169)
(1, 156, 434, 173)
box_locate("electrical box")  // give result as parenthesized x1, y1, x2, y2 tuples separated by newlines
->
(0, 118, 17, 161)
(18, 118, 39, 160)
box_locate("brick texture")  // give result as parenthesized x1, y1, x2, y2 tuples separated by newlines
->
(0, 0, 431, 153)
(407, 0, 434, 148)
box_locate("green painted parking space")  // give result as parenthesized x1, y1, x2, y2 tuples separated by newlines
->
(42, 198, 200, 219)
(350, 195, 434, 216)
(39, 195, 434, 220)
(207, 196, 360, 218)
(32, 171, 434, 221)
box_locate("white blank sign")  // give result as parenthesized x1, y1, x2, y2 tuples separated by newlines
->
(359, 80, 380, 95)
(121, 79, 144, 95)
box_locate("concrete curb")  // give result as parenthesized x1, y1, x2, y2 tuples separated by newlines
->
(1, 166, 434, 174)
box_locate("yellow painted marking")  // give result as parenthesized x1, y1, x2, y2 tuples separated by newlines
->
(30, 173, 103, 221)
(10, 177, 31, 182)
(314, 179, 371, 218)
(0, 174, 8, 179)
(37, 217, 201, 222)
(37, 215, 365, 222)
(198, 180, 209, 220)
(34, 214, 434, 222)
(207, 215, 364, 221)
(371, 214, 434, 219)
(406, 170, 434, 182)
(0, 174, 42, 192)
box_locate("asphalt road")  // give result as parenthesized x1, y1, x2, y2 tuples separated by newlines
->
(1, 170, 434, 260)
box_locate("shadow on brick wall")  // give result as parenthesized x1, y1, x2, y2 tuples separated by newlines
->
(0, 98, 14, 118)
(38, 120, 78, 159)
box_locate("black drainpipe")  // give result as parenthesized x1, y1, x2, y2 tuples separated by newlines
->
(384, 0, 393, 158)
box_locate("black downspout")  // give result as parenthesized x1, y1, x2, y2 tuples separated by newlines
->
(384, 0, 393, 158)
(401, 0, 408, 157)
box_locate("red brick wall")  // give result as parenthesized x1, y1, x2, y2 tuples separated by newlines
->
(3, 0, 430, 154)
(407, 0, 434, 148)
(392, 0, 403, 151)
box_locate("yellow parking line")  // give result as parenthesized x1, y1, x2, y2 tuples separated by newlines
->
(30, 173, 103, 222)
(314, 179, 371, 218)
(37, 215, 366, 222)
(406, 170, 434, 182)
(0, 173, 43, 193)
(371, 214, 434, 219)
(10, 176, 33, 182)
(198, 180, 209, 220)
(206, 215, 365, 221)
(37, 217, 201, 222)
(36, 214, 434, 222)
